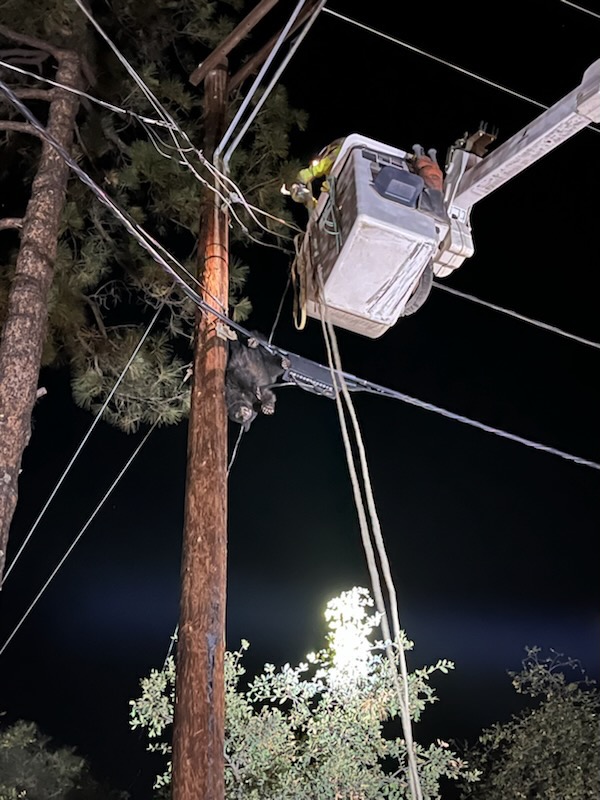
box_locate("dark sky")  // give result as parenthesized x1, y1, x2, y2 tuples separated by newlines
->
(1, 0, 599, 797)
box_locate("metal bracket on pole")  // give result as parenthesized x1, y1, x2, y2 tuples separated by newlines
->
(189, 0, 282, 87)
(213, 0, 326, 173)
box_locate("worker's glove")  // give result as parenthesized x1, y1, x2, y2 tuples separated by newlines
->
(289, 182, 314, 205)
(411, 143, 444, 192)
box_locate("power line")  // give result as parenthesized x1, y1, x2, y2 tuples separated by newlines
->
(359, 378, 600, 470)
(323, 8, 547, 110)
(0, 421, 158, 656)
(560, 0, 600, 20)
(0, 60, 175, 127)
(323, 7, 600, 137)
(280, 350, 600, 471)
(71, 0, 300, 248)
(1, 303, 164, 586)
(432, 281, 600, 351)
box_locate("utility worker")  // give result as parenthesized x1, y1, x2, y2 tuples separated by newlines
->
(281, 138, 344, 212)
(284, 139, 445, 212)
(410, 143, 446, 218)
(410, 144, 444, 191)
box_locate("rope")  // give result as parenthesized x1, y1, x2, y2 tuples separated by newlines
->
(291, 233, 308, 330)
(318, 288, 423, 800)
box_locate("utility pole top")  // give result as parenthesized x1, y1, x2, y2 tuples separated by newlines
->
(189, 0, 281, 86)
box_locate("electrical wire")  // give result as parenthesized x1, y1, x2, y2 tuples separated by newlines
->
(1, 302, 164, 586)
(560, 0, 600, 19)
(323, 9, 546, 110)
(0, 59, 175, 127)
(432, 281, 600, 351)
(1, 7, 305, 248)
(323, 7, 600, 136)
(268, 272, 292, 344)
(227, 425, 245, 474)
(0, 420, 158, 657)
(71, 0, 300, 248)
(3, 82, 598, 473)
(356, 377, 600, 470)
(71, 0, 271, 246)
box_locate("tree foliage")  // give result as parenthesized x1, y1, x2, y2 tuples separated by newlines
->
(130, 587, 480, 798)
(0, 718, 124, 800)
(457, 647, 599, 800)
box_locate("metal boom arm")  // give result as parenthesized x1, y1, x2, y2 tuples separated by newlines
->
(452, 59, 600, 211)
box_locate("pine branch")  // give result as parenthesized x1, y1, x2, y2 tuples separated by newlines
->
(0, 47, 48, 59)
(0, 24, 64, 60)
(12, 87, 54, 101)
(0, 120, 40, 136)
(0, 26, 94, 84)
(0, 48, 51, 69)
(0, 218, 23, 231)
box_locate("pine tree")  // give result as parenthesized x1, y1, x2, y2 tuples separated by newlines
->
(0, 0, 306, 578)
(0, 8, 89, 580)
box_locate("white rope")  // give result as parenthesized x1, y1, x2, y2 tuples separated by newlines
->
(316, 265, 423, 800)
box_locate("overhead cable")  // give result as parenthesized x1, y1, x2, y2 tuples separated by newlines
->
(0, 421, 158, 656)
(323, 6, 600, 137)
(560, 0, 600, 19)
(3, 80, 597, 473)
(0, 59, 175, 127)
(432, 282, 600, 351)
(1, 303, 164, 586)
(323, 8, 546, 110)
(358, 376, 600, 470)
(70, 0, 300, 247)
(216, 0, 327, 170)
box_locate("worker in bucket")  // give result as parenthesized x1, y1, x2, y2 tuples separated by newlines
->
(280, 138, 343, 212)
(282, 138, 445, 215)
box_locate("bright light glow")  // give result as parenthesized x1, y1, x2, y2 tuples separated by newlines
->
(323, 586, 381, 692)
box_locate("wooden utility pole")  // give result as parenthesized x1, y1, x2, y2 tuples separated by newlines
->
(171, 62, 229, 800)
(171, 3, 320, 794)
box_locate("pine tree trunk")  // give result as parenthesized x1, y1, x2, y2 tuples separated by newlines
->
(0, 49, 82, 583)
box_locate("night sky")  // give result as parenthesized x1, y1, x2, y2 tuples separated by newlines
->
(1, 0, 599, 797)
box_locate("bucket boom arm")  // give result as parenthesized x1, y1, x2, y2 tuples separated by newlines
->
(435, 59, 600, 276)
